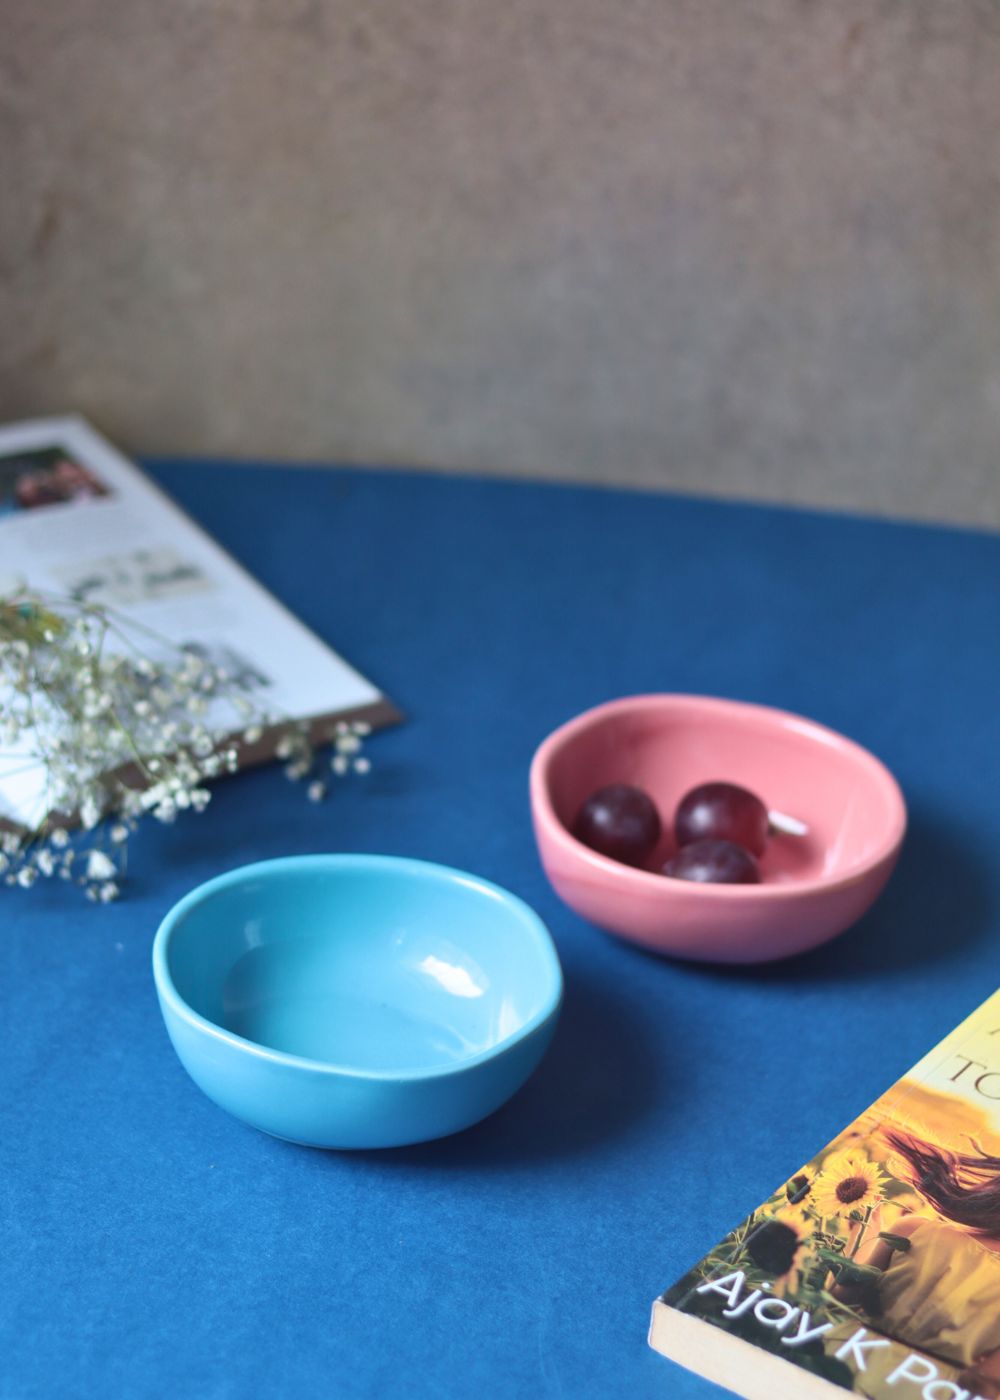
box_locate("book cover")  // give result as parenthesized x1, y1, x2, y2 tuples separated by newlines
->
(650, 989, 1000, 1400)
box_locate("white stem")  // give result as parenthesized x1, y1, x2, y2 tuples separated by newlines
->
(768, 809, 809, 838)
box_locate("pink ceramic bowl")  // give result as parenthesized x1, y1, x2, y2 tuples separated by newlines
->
(530, 695, 906, 964)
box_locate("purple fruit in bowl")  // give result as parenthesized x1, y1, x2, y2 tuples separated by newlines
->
(662, 838, 761, 885)
(573, 783, 661, 867)
(674, 781, 769, 858)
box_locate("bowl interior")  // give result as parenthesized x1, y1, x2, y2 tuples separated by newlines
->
(545, 699, 901, 884)
(161, 859, 559, 1074)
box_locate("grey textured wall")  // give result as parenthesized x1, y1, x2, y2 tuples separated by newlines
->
(3, 1, 1000, 525)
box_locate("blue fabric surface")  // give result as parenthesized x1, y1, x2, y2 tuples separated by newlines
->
(3, 462, 999, 1400)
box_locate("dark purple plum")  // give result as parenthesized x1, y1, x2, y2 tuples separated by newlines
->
(661, 838, 761, 885)
(674, 782, 769, 858)
(572, 783, 661, 867)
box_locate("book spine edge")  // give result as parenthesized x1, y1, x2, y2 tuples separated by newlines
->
(648, 1300, 846, 1400)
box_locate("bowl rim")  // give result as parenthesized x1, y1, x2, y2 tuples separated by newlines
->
(530, 693, 907, 899)
(152, 853, 564, 1082)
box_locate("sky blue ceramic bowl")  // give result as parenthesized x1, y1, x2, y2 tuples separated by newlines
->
(152, 854, 563, 1149)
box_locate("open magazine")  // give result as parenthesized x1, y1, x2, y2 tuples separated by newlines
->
(0, 416, 399, 829)
(650, 988, 1000, 1400)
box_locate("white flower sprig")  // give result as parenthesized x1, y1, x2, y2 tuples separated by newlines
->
(0, 590, 369, 900)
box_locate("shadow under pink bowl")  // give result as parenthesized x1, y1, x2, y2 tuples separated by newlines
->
(529, 695, 907, 964)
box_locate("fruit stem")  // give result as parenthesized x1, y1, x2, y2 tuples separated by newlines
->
(768, 809, 809, 838)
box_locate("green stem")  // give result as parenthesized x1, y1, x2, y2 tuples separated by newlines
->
(849, 1205, 874, 1259)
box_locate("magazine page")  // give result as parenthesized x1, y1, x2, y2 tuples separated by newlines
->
(651, 988, 1000, 1400)
(0, 416, 397, 828)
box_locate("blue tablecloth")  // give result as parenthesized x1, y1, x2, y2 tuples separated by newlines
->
(4, 462, 999, 1399)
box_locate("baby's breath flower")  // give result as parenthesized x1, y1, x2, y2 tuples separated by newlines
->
(86, 850, 117, 882)
(0, 588, 374, 904)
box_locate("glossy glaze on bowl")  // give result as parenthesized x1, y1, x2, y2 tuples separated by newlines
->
(530, 695, 906, 963)
(153, 855, 563, 1148)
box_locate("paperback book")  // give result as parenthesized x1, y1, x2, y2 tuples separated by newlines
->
(0, 416, 399, 829)
(650, 989, 1000, 1400)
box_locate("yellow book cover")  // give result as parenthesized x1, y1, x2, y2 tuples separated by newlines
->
(650, 989, 1000, 1400)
